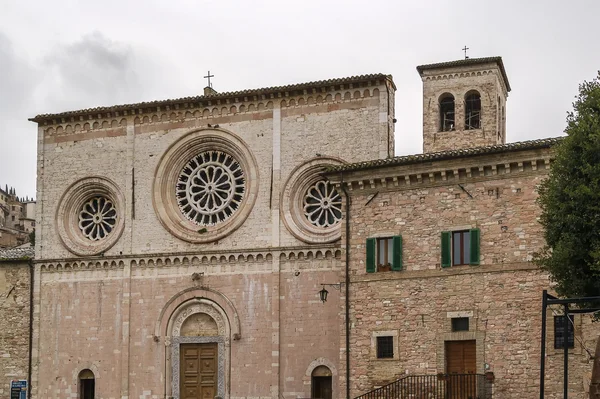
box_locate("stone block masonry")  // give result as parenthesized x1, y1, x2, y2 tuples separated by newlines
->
(0, 255, 31, 399)
(327, 142, 596, 399)
(29, 74, 395, 399)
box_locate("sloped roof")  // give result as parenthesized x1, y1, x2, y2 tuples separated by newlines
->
(416, 56, 511, 92)
(327, 137, 563, 173)
(0, 247, 34, 262)
(29, 73, 394, 123)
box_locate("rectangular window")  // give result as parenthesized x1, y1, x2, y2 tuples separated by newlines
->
(441, 229, 480, 267)
(554, 315, 575, 349)
(451, 317, 470, 332)
(377, 237, 393, 267)
(366, 236, 403, 273)
(376, 336, 394, 359)
(452, 231, 471, 265)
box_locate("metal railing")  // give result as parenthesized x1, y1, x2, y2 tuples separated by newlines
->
(354, 374, 491, 399)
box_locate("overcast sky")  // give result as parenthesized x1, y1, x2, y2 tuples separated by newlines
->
(1, 0, 599, 199)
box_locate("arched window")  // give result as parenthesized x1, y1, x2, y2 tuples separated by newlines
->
(78, 369, 95, 399)
(311, 365, 332, 399)
(439, 94, 455, 132)
(465, 91, 481, 130)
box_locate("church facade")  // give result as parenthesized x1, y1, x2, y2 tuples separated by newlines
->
(29, 75, 395, 399)
(24, 56, 598, 399)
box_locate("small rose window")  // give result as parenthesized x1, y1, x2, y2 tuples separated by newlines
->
(303, 180, 342, 228)
(78, 196, 117, 240)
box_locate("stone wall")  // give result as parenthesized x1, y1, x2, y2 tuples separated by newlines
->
(35, 83, 392, 260)
(31, 76, 393, 398)
(328, 146, 596, 399)
(34, 251, 342, 399)
(0, 260, 30, 399)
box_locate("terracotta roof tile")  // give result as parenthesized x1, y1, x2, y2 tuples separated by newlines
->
(416, 56, 511, 92)
(327, 137, 563, 173)
(29, 73, 393, 123)
(0, 247, 34, 261)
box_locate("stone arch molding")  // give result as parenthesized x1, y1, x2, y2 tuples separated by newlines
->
(170, 300, 227, 337)
(163, 296, 235, 399)
(304, 357, 338, 399)
(305, 357, 338, 378)
(70, 362, 101, 395)
(156, 286, 241, 340)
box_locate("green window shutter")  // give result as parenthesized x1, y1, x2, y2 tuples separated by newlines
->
(470, 228, 480, 265)
(392, 235, 403, 271)
(441, 231, 452, 268)
(366, 238, 376, 273)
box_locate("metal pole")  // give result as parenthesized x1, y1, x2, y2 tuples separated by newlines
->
(564, 304, 569, 399)
(540, 290, 547, 399)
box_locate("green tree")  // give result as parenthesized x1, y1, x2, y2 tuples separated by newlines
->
(536, 72, 600, 398)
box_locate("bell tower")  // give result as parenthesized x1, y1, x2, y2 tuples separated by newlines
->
(417, 57, 511, 153)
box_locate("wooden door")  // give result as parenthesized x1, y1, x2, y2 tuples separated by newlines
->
(312, 376, 332, 399)
(180, 343, 218, 399)
(445, 340, 476, 398)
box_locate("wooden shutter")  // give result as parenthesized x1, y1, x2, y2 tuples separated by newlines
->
(366, 238, 376, 273)
(392, 235, 403, 271)
(469, 228, 480, 265)
(441, 231, 451, 268)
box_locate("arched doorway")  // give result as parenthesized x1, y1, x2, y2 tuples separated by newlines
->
(179, 312, 219, 399)
(166, 298, 231, 399)
(78, 369, 95, 399)
(311, 366, 332, 399)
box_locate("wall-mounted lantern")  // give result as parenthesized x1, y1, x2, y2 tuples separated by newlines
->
(318, 283, 343, 303)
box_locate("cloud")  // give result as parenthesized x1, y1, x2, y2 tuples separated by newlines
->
(38, 31, 144, 113)
(0, 31, 160, 198)
(0, 32, 38, 116)
(0, 31, 39, 198)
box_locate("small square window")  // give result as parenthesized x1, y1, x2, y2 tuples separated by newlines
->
(376, 237, 393, 268)
(554, 315, 574, 349)
(451, 317, 469, 332)
(376, 336, 394, 359)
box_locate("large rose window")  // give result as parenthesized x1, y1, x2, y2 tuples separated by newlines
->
(303, 181, 342, 227)
(153, 128, 258, 243)
(176, 151, 245, 226)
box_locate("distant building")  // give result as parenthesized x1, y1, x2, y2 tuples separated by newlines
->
(0, 185, 36, 248)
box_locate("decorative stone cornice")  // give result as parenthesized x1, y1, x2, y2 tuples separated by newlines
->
(417, 56, 511, 92)
(29, 73, 394, 124)
(37, 245, 341, 271)
(326, 139, 559, 192)
(39, 84, 386, 144)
